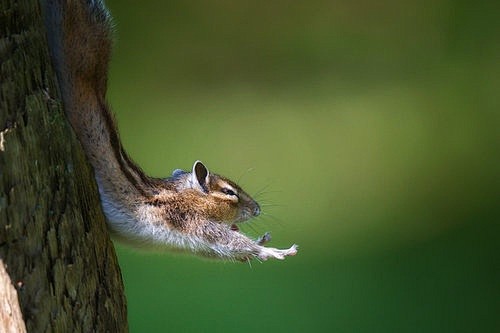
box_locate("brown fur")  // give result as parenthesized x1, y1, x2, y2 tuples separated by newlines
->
(44, 0, 297, 261)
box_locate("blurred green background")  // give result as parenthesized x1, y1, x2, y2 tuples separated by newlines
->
(105, 1, 499, 332)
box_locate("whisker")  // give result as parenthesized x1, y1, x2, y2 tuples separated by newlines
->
(237, 167, 255, 184)
(258, 212, 285, 229)
(258, 203, 284, 208)
(255, 189, 283, 196)
(243, 221, 262, 235)
(253, 182, 277, 198)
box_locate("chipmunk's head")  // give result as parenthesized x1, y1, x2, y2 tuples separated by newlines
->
(172, 161, 260, 228)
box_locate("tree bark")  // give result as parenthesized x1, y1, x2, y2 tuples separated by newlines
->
(0, 259, 27, 333)
(0, 0, 128, 331)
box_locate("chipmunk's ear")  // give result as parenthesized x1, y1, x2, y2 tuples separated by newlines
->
(191, 160, 210, 192)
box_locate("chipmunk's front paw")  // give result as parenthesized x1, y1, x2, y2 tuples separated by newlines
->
(256, 232, 272, 245)
(257, 244, 298, 261)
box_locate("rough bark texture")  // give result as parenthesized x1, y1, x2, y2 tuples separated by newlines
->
(0, 260, 27, 333)
(0, 0, 128, 331)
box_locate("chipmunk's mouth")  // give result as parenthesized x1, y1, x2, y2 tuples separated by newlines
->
(229, 204, 260, 232)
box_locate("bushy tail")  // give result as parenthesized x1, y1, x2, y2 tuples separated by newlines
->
(43, 0, 152, 201)
(43, 0, 113, 104)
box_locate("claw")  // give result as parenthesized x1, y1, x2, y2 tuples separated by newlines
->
(256, 232, 272, 245)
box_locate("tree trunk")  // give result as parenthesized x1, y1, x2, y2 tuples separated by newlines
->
(0, 0, 128, 331)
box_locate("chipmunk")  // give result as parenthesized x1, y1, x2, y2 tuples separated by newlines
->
(43, 0, 297, 261)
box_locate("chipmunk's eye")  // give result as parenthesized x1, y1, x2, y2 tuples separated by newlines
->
(221, 187, 237, 197)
